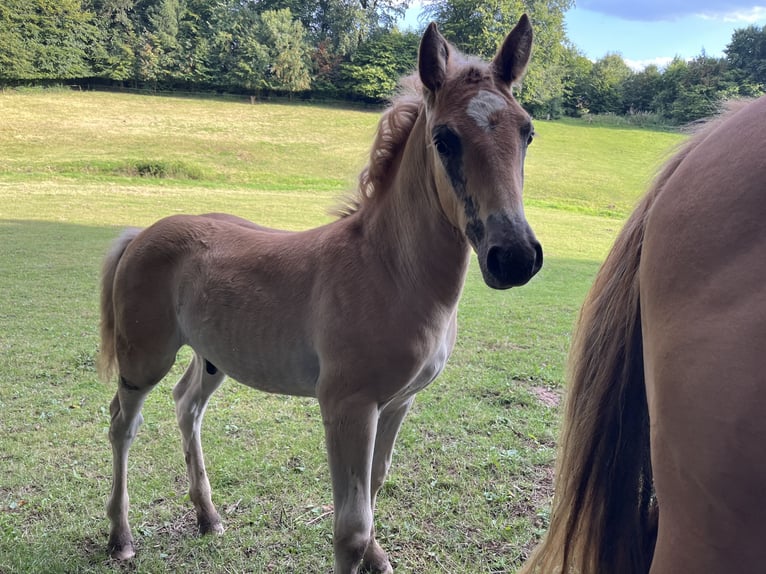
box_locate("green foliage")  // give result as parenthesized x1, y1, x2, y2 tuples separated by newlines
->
(338, 29, 420, 101)
(0, 1, 36, 79)
(586, 53, 633, 114)
(560, 48, 593, 117)
(0, 0, 103, 80)
(622, 64, 662, 113)
(649, 55, 741, 124)
(726, 25, 766, 90)
(260, 9, 312, 92)
(0, 0, 763, 122)
(517, 0, 573, 118)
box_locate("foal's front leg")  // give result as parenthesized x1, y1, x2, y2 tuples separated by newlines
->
(363, 397, 414, 574)
(320, 393, 379, 574)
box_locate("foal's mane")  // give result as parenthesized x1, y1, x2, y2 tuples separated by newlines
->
(334, 75, 424, 218)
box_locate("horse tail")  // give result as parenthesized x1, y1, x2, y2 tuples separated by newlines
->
(521, 149, 694, 574)
(97, 228, 141, 382)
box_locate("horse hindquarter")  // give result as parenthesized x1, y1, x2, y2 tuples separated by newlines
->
(640, 99, 766, 574)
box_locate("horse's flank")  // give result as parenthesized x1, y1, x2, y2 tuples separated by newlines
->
(520, 96, 766, 574)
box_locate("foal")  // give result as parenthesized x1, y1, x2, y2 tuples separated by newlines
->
(99, 16, 541, 573)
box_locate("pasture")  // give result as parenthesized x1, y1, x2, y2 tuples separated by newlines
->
(0, 90, 683, 573)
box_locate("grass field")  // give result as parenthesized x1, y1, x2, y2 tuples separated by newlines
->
(0, 89, 684, 573)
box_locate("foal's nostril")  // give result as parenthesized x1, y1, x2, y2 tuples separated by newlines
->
(486, 245, 506, 281)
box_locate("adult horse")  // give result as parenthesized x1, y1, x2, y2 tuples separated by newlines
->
(98, 16, 542, 573)
(520, 95, 766, 574)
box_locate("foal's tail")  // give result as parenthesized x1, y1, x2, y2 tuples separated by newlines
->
(520, 153, 691, 573)
(97, 228, 141, 382)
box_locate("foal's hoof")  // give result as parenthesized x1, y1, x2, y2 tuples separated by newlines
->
(108, 541, 136, 561)
(365, 561, 393, 574)
(362, 559, 393, 574)
(198, 517, 224, 536)
(362, 540, 393, 574)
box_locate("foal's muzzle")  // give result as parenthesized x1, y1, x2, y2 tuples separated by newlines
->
(477, 214, 543, 289)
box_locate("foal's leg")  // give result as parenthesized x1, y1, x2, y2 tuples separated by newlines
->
(173, 353, 226, 534)
(107, 381, 151, 560)
(320, 393, 379, 574)
(363, 397, 414, 574)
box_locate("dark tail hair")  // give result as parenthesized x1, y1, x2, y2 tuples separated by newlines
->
(96, 228, 141, 382)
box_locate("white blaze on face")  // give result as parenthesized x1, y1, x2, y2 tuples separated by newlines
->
(466, 90, 507, 132)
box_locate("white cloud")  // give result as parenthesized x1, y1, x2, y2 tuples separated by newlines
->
(624, 56, 676, 71)
(699, 6, 766, 22)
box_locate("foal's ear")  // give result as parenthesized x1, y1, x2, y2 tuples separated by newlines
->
(419, 22, 449, 94)
(492, 13, 533, 87)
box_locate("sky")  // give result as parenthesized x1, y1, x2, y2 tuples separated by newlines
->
(402, 2, 766, 70)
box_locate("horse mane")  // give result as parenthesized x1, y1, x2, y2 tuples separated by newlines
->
(334, 75, 424, 218)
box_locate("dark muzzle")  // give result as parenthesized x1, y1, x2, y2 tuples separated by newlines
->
(484, 239, 543, 288)
(477, 214, 543, 289)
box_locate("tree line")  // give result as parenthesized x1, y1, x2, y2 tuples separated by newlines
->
(1, 0, 764, 124)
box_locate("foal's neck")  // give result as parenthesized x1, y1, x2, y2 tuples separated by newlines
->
(363, 113, 471, 308)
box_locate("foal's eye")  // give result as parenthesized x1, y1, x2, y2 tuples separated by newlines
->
(432, 126, 460, 158)
(434, 136, 451, 156)
(523, 125, 535, 146)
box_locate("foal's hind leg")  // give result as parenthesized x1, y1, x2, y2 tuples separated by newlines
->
(106, 381, 151, 560)
(173, 353, 226, 535)
(363, 397, 414, 574)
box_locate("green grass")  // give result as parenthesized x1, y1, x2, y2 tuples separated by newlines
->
(0, 90, 684, 573)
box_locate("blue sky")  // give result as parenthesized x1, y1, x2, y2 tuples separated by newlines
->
(402, 2, 766, 70)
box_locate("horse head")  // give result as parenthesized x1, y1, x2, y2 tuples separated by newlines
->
(419, 15, 543, 289)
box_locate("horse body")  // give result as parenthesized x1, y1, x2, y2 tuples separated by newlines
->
(640, 96, 766, 573)
(112, 190, 467, 401)
(100, 16, 541, 573)
(521, 96, 766, 574)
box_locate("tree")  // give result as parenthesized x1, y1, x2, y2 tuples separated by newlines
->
(174, 0, 213, 86)
(0, 0, 36, 79)
(560, 47, 593, 116)
(259, 9, 312, 93)
(258, 0, 406, 56)
(207, 0, 269, 91)
(0, 0, 103, 81)
(88, 0, 136, 82)
(725, 25, 766, 92)
(338, 28, 419, 100)
(586, 53, 632, 114)
(622, 64, 661, 114)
